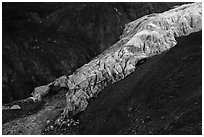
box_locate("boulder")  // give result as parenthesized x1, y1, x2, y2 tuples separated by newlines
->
(10, 105, 21, 110)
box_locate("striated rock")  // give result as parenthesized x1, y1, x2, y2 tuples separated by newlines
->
(10, 105, 21, 110)
(61, 2, 202, 116)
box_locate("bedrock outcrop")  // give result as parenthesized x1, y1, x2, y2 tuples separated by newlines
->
(32, 2, 202, 116)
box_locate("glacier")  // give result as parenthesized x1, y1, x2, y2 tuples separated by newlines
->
(31, 2, 202, 116)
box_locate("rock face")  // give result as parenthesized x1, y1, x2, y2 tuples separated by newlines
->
(59, 3, 202, 115)
(2, 20, 90, 103)
(43, 3, 183, 53)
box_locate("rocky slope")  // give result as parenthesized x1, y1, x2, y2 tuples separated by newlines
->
(37, 2, 201, 116)
(43, 3, 186, 53)
(3, 2, 181, 103)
